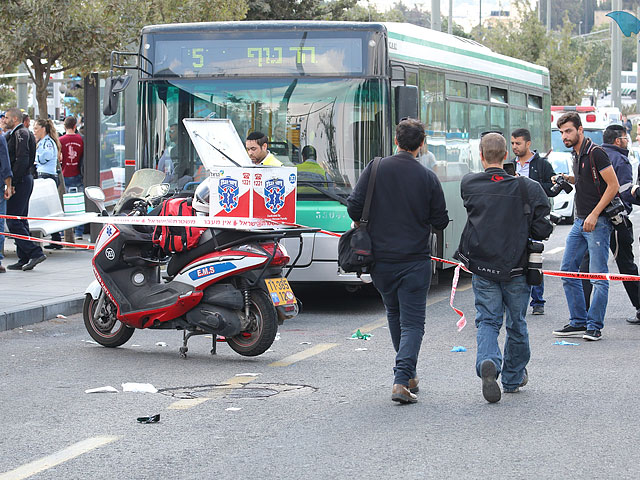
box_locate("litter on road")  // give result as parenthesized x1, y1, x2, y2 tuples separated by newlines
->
(226, 407, 242, 412)
(137, 414, 160, 424)
(451, 346, 467, 352)
(84, 386, 118, 394)
(155, 342, 168, 347)
(351, 329, 371, 340)
(235, 373, 261, 377)
(122, 383, 158, 393)
(56, 314, 68, 319)
(554, 340, 580, 346)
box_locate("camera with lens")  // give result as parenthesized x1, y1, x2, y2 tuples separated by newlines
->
(605, 196, 627, 225)
(550, 175, 573, 195)
(526, 240, 544, 286)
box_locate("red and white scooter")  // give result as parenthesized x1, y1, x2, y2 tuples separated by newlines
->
(83, 170, 310, 358)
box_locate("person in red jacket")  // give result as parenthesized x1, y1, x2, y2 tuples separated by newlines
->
(59, 116, 85, 240)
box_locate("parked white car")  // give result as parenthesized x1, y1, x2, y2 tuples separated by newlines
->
(549, 152, 575, 223)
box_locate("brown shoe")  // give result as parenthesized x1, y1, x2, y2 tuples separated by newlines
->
(0, 265, 5, 273)
(408, 377, 419, 394)
(391, 384, 417, 404)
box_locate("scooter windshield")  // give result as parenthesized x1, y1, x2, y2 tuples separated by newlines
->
(114, 169, 166, 213)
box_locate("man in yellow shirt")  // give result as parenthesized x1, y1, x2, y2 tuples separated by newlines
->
(245, 131, 282, 166)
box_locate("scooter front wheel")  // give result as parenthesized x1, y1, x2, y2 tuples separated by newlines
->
(227, 290, 277, 357)
(83, 293, 134, 348)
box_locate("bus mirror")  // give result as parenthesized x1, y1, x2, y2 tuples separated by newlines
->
(395, 86, 419, 123)
(103, 75, 131, 117)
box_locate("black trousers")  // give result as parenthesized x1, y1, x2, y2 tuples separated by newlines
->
(582, 217, 640, 310)
(6, 174, 44, 262)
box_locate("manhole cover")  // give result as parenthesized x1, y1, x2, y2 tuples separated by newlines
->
(159, 382, 316, 400)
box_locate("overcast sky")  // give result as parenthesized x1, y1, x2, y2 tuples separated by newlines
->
(363, 0, 536, 32)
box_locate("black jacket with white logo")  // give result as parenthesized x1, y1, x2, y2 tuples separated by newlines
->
(454, 167, 553, 281)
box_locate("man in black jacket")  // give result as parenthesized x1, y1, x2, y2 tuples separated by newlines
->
(510, 128, 557, 316)
(347, 118, 449, 404)
(455, 133, 552, 403)
(4, 108, 46, 271)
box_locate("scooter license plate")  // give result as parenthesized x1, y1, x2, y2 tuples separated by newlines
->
(264, 277, 297, 306)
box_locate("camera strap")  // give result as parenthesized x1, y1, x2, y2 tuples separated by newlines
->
(515, 176, 532, 227)
(360, 157, 382, 224)
(588, 150, 601, 195)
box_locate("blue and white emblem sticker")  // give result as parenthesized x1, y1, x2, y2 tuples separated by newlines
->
(218, 177, 239, 213)
(289, 173, 296, 184)
(264, 178, 285, 214)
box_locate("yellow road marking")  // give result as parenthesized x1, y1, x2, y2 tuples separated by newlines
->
(167, 398, 210, 410)
(0, 436, 118, 480)
(166, 375, 259, 410)
(269, 343, 338, 367)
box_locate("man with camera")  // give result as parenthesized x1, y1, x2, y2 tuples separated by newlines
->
(597, 124, 640, 325)
(510, 128, 557, 315)
(455, 133, 552, 403)
(552, 112, 619, 341)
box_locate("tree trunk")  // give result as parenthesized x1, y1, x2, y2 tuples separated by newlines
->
(32, 64, 49, 119)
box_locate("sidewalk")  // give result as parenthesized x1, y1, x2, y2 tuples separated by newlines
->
(0, 238, 95, 331)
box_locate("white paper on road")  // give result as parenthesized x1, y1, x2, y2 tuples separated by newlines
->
(235, 373, 261, 377)
(122, 383, 158, 393)
(225, 407, 242, 412)
(84, 386, 119, 394)
(155, 342, 168, 347)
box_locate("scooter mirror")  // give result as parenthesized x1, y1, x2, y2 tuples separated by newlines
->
(147, 183, 170, 198)
(85, 186, 107, 214)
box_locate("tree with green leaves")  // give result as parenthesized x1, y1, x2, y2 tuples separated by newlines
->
(0, 0, 247, 119)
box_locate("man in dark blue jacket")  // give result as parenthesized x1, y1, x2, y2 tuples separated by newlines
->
(4, 108, 46, 271)
(347, 118, 449, 404)
(595, 124, 640, 324)
(455, 133, 552, 403)
(510, 128, 557, 316)
(0, 133, 12, 273)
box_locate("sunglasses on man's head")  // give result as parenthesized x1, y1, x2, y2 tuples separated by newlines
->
(480, 130, 504, 138)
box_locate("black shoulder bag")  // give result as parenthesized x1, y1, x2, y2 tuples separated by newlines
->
(338, 157, 381, 276)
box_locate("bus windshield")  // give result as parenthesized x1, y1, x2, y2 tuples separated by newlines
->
(551, 129, 603, 153)
(139, 77, 389, 201)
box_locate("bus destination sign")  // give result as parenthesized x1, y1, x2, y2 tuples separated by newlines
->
(153, 37, 363, 76)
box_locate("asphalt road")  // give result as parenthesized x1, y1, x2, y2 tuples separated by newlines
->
(1, 220, 640, 479)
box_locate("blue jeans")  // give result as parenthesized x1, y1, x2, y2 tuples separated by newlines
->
(0, 187, 5, 264)
(561, 216, 612, 331)
(371, 260, 432, 386)
(473, 274, 531, 389)
(530, 279, 545, 307)
(63, 175, 85, 237)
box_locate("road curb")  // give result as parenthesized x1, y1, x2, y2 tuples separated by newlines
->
(0, 295, 84, 332)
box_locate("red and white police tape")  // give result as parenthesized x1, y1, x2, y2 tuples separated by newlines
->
(3, 212, 640, 332)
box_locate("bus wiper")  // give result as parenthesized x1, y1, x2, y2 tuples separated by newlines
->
(192, 131, 242, 167)
(297, 182, 348, 206)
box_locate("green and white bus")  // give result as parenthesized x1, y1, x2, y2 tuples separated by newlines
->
(106, 21, 550, 285)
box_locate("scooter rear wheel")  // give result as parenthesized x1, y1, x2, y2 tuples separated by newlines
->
(83, 293, 135, 348)
(227, 290, 277, 357)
